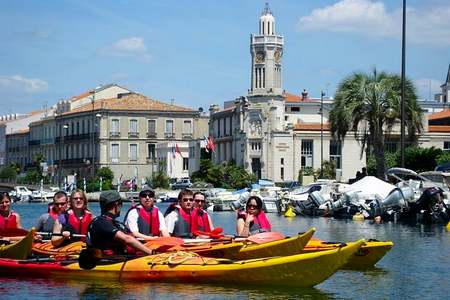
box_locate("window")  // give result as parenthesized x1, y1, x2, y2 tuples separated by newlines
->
(301, 140, 313, 168)
(291, 107, 300, 112)
(129, 144, 137, 161)
(251, 141, 261, 151)
(183, 120, 192, 134)
(444, 141, 450, 152)
(111, 119, 119, 133)
(147, 143, 156, 159)
(330, 140, 342, 169)
(130, 119, 138, 134)
(281, 158, 284, 165)
(111, 144, 119, 162)
(183, 157, 189, 171)
(165, 120, 173, 133)
(148, 120, 156, 133)
(280, 167, 284, 181)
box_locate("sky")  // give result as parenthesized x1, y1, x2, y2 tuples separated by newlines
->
(0, 0, 449, 115)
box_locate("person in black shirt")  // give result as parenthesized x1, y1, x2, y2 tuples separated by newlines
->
(87, 190, 153, 255)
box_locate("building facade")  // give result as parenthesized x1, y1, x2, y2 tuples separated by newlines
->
(209, 5, 365, 183)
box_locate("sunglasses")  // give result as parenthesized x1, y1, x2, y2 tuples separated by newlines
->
(54, 202, 67, 207)
(194, 199, 205, 203)
(182, 198, 194, 202)
(140, 194, 154, 199)
(247, 204, 259, 209)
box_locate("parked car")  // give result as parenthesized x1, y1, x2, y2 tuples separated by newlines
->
(171, 178, 192, 190)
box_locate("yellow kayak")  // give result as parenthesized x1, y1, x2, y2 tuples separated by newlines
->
(0, 228, 35, 260)
(302, 239, 394, 269)
(0, 240, 365, 287)
(31, 228, 316, 261)
(236, 227, 315, 260)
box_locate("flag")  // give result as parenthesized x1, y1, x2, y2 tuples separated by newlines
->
(175, 144, 183, 158)
(207, 136, 216, 153)
(171, 145, 176, 158)
(202, 136, 209, 153)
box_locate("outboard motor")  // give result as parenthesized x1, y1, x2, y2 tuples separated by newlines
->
(230, 191, 250, 211)
(292, 191, 328, 216)
(409, 187, 449, 223)
(370, 186, 413, 220)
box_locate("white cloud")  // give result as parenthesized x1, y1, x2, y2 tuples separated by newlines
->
(297, 0, 450, 46)
(414, 78, 443, 100)
(103, 37, 151, 62)
(0, 75, 48, 93)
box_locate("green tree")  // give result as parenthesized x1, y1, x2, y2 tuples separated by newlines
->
(191, 160, 255, 189)
(330, 69, 423, 178)
(437, 151, 450, 166)
(0, 166, 17, 182)
(151, 171, 170, 189)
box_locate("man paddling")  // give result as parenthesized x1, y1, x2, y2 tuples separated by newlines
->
(124, 189, 169, 240)
(86, 190, 153, 255)
(35, 191, 68, 233)
(165, 189, 195, 238)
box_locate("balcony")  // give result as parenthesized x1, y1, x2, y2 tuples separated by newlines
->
(146, 132, 157, 138)
(182, 133, 193, 140)
(109, 131, 121, 138)
(128, 132, 139, 138)
(164, 132, 175, 139)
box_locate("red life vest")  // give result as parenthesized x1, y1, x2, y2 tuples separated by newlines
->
(237, 210, 271, 235)
(192, 208, 211, 233)
(63, 209, 93, 239)
(0, 211, 18, 229)
(136, 205, 160, 236)
(172, 206, 194, 238)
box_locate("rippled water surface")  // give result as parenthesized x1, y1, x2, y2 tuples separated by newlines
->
(3, 202, 450, 299)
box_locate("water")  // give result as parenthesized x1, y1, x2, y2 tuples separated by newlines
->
(4, 201, 450, 299)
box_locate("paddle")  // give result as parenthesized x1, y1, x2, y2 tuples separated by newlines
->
(193, 227, 224, 239)
(37, 232, 86, 239)
(245, 231, 285, 244)
(0, 228, 29, 237)
(144, 236, 184, 251)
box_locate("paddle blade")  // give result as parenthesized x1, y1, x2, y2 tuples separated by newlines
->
(247, 232, 285, 244)
(79, 248, 102, 270)
(144, 236, 184, 251)
(0, 228, 29, 237)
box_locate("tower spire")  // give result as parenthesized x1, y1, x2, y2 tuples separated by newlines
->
(262, 2, 272, 15)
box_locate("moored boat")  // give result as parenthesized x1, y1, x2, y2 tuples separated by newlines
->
(0, 240, 365, 287)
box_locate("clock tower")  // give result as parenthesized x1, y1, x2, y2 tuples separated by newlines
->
(249, 3, 283, 96)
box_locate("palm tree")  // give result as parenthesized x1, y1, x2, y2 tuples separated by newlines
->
(329, 69, 423, 179)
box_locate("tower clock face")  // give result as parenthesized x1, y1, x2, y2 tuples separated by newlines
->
(274, 50, 282, 63)
(255, 51, 265, 63)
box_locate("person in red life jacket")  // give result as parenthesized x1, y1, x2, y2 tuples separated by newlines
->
(236, 196, 272, 237)
(51, 190, 94, 247)
(165, 189, 195, 238)
(124, 189, 169, 241)
(0, 192, 22, 230)
(87, 190, 153, 255)
(192, 192, 214, 236)
(35, 191, 68, 234)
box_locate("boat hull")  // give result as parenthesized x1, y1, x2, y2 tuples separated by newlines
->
(0, 240, 364, 287)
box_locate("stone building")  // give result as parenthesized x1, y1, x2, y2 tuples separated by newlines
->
(209, 4, 365, 182)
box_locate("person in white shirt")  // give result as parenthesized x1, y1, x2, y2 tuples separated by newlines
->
(124, 189, 169, 240)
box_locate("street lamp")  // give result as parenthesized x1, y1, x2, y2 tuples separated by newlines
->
(59, 123, 69, 188)
(90, 85, 102, 179)
(320, 90, 325, 178)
